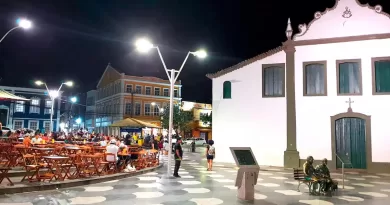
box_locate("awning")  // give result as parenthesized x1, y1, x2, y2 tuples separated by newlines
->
(0, 89, 30, 101)
(109, 118, 161, 128)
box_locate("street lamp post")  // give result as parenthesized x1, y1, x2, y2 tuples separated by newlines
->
(136, 38, 206, 177)
(0, 18, 32, 43)
(35, 80, 73, 134)
(69, 96, 78, 131)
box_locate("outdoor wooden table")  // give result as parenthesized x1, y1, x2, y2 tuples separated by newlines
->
(94, 146, 106, 153)
(65, 146, 82, 155)
(42, 156, 70, 181)
(80, 154, 104, 177)
(0, 147, 14, 186)
(32, 147, 55, 157)
(0, 137, 9, 142)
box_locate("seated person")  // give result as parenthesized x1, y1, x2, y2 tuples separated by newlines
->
(315, 158, 336, 194)
(23, 134, 32, 147)
(106, 140, 119, 165)
(303, 156, 319, 195)
(31, 134, 42, 144)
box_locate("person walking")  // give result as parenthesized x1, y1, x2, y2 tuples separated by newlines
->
(173, 137, 183, 178)
(206, 140, 215, 171)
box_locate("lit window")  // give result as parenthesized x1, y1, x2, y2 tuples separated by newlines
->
(30, 98, 40, 114)
(15, 101, 25, 112)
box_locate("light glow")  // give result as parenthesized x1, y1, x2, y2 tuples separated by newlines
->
(75, 118, 82, 124)
(17, 19, 32, 29)
(151, 102, 156, 106)
(135, 38, 154, 53)
(193, 50, 207, 58)
(49, 90, 59, 99)
(64, 81, 73, 87)
(70, 97, 77, 103)
(35, 80, 44, 86)
(160, 108, 164, 112)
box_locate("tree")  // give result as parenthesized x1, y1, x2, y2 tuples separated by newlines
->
(200, 112, 212, 127)
(161, 104, 194, 135)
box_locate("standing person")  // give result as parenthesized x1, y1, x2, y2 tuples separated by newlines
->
(206, 140, 215, 171)
(173, 137, 183, 178)
(125, 133, 131, 145)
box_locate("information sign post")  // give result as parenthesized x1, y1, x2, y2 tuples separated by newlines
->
(230, 147, 260, 201)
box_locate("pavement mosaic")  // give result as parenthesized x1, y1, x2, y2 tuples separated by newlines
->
(1, 149, 390, 205)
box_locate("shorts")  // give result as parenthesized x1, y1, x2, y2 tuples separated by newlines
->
(207, 155, 214, 160)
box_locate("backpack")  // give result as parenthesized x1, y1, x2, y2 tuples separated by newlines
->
(208, 145, 215, 155)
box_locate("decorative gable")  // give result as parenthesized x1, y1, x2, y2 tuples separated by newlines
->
(97, 64, 121, 88)
(294, 0, 390, 41)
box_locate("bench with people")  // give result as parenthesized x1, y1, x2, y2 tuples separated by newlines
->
(293, 156, 338, 196)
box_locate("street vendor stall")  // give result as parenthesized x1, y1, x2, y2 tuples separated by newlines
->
(109, 118, 161, 146)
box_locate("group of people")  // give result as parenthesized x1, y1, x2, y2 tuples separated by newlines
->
(303, 156, 338, 196)
(172, 138, 215, 178)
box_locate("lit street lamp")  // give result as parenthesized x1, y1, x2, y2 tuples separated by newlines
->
(35, 80, 73, 134)
(70, 96, 77, 103)
(0, 18, 32, 43)
(136, 38, 207, 177)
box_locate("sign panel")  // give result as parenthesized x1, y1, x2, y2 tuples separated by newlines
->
(230, 147, 259, 168)
(234, 150, 257, 165)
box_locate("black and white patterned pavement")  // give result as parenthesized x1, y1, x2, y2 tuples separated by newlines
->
(1, 149, 390, 205)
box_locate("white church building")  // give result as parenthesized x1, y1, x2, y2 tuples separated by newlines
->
(207, 0, 390, 173)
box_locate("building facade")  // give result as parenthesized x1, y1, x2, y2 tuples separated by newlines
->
(85, 90, 96, 131)
(181, 101, 212, 141)
(93, 64, 182, 135)
(208, 0, 390, 173)
(0, 86, 61, 132)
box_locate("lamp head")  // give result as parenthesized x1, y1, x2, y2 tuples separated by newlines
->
(135, 38, 154, 53)
(35, 80, 44, 86)
(193, 50, 207, 58)
(64, 81, 73, 87)
(17, 19, 32, 29)
(151, 102, 156, 106)
(49, 90, 59, 99)
(70, 97, 77, 103)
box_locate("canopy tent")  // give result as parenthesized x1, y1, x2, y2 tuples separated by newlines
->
(0, 89, 30, 101)
(109, 118, 161, 128)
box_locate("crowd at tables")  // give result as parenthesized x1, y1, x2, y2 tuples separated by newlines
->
(0, 130, 161, 186)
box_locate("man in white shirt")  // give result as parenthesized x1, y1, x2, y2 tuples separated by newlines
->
(106, 140, 119, 162)
(31, 134, 42, 144)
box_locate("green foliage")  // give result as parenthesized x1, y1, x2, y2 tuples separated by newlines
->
(200, 112, 212, 127)
(161, 104, 194, 133)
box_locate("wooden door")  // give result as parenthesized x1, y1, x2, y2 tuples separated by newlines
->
(335, 117, 367, 169)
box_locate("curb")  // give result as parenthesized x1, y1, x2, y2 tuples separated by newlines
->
(0, 164, 163, 195)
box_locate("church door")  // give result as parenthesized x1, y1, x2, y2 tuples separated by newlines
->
(335, 117, 366, 169)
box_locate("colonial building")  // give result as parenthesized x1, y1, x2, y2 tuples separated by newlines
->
(85, 90, 96, 131)
(181, 101, 212, 141)
(207, 0, 390, 173)
(93, 64, 182, 135)
(0, 86, 61, 132)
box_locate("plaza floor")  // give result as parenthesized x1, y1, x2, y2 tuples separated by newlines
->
(0, 150, 390, 205)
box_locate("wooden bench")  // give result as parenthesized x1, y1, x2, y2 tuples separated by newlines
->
(293, 168, 314, 192)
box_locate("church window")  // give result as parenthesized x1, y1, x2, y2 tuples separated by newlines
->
(372, 58, 390, 94)
(262, 64, 285, 97)
(303, 62, 327, 96)
(337, 59, 362, 95)
(223, 81, 231, 99)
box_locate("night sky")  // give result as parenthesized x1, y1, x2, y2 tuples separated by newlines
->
(0, 0, 388, 104)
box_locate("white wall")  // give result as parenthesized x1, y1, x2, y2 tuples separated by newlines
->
(212, 51, 287, 166)
(295, 38, 390, 163)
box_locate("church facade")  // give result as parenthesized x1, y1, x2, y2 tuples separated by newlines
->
(207, 0, 390, 173)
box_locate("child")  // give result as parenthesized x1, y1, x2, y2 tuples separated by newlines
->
(206, 140, 215, 171)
